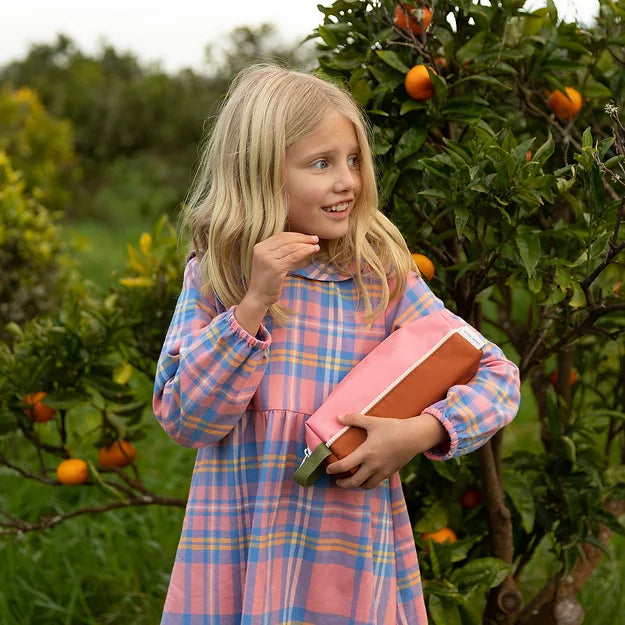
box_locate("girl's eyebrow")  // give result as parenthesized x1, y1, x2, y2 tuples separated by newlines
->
(302, 146, 361, 160)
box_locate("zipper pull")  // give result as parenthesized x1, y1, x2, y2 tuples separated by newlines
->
(298, 447, 311, 468)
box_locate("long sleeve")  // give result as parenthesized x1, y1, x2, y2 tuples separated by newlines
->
(153, 254, 271, 448)
(386, 271, 520, 461)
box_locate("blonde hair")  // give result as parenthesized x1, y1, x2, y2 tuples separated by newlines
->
(181, 63, 414, 323)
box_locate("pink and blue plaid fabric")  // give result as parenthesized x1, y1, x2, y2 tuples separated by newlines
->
(153, 252, 520, 625)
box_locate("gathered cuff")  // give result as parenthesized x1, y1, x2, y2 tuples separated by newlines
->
(227, 306, 272, 350)
(421, 406, 458, 461)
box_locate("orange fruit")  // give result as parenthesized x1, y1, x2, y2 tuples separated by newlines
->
(526, 150, 533, 162)
(547, 87, 582, 121)
(412, 253, 435, 281)
(393, 3, 432, 35)
(421, 527, 458, 544)
(613, 282, 621, 296)
(433, 56, 447, 71)
(550, 369, 578, 389)
(56, 458, 89, 485)
(23, 391, 56, 423)
(405, 64, 436, 101)
(460, 488, 483, 509)
(98, 440, 137, 468)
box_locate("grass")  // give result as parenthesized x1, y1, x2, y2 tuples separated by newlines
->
(64, 219, 151, 288)
(0, 418, 195, 625)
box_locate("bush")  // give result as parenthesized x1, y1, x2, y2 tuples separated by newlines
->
(0, 152, 71, 340)
(0, 85, 78, 212)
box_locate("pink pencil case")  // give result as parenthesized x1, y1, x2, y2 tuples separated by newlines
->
(293, 309, 485, 487)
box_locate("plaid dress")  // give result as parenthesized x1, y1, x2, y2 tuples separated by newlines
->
(153, 253, 520, 625)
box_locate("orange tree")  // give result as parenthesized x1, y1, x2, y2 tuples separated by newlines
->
(312, 0, 624, 623)
(0, 216, 185, 531)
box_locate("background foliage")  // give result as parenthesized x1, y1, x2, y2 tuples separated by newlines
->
(1, 2, 624, 624)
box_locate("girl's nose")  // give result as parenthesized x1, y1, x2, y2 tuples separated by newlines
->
(333, 163, 357, 192)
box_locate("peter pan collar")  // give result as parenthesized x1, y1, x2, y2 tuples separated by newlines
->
(288, 260, 353, 282)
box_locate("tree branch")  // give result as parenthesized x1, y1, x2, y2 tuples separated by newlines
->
(0, 493, 186, 537)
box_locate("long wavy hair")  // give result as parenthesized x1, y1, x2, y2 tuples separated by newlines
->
(181, 63, 415, 323)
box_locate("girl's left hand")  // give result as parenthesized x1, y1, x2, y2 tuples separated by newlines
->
(325, 413, 448, 490)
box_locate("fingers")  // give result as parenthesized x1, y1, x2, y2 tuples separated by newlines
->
(263, 232, 320, 253)
(326, 413, 396, 490)
(253, 234, 319, 268)
(335, 465, 387, 490)
(336, 413, 376, 429)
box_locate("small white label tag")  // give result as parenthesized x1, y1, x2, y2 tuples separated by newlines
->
(458, 326, 486, 350)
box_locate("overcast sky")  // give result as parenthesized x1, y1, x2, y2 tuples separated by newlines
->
(0, 0, 599, 73)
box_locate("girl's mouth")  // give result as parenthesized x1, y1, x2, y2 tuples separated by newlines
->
(321, 201, 350, 213)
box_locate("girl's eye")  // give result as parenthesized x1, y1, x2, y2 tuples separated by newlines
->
(312, 159, 329, 169)
(348, 155, 361, 168)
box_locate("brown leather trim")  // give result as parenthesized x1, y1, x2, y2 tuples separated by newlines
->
(328, 333, 481, 467)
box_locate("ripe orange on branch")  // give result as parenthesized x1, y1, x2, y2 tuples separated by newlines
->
(547, 87, 582, 121)
(550, 369, 578, 389)
(461, 488, 483, 509)
(412, 253, 435, 281)
(405, 64, 436, 101)
(421, 527, 458, 544)
(23, 391, 56, 423)
(393, 3, 432, 35)
(98, 440, 137, 468)
(56, 458, 89, 485)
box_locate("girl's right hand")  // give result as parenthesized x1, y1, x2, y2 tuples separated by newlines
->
(235, 232, 319, 335)
(246, 232, 320, 308)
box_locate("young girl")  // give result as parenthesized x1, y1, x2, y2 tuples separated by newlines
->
(153, 63, 520, 625)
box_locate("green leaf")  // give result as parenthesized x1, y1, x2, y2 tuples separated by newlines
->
(394, 126, 427, 163)
(382, 169, 400, 199)
(428, 595, 462, 625)
(515, 228, 541, 278)
(418, 188, 448, 199)
(413, 500, 449, 533)
(598, 137, 615, 160)
(375, 50, 410, 74)
(454, 206, 469, 238)
(455, 32, 486, 66)
(351, 79, 372, 107)
(532, 131, 555, 166)
(561, 435, 577, 464)
(582, 127, 593, 149)
(582, 79, 612, 99)
(568, 282, 587, 308)
(454, 74, 508, 89)
(369, 64, 404, 89)
(528, 275, 543, 293)
(43, 390, 90, 410)
(0, 408, 18, 435)
(587, 409, 625, 422)
(503, 471, 536, 533)
(400, 99, 426, 115)
(84, 375, 131, 401)
(317, 26, 338, 48)
(450, 558, 511, 591)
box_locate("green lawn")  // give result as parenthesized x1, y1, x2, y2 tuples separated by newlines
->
(64, 219, 152, 288)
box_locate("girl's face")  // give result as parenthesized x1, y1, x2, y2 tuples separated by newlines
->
(284, 112, 362, 242)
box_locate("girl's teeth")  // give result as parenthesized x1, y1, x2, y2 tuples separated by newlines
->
(323, 202, 348, 212)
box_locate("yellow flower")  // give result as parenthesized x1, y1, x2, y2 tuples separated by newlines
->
(119, 276, 153, 288)
(113, 363, 133, 385)
(139, 232, 152, 255)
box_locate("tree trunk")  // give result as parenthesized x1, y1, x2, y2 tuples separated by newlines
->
(517, 500, 625, 625)
(479, 434, 524, 624)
